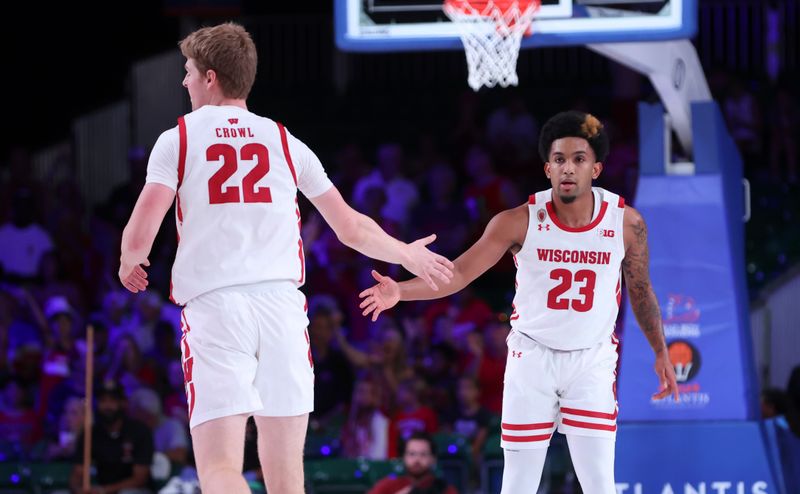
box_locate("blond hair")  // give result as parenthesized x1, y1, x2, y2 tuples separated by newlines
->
(179, 22, 257, 99)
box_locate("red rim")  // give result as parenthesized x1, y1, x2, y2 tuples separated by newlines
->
(444, 0, 541, 12)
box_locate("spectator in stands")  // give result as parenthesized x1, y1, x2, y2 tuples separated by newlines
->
(419, 342, 459, 416)
(0, 376, 42, 460)
(0, 285, 42, 355)
(105, 335, 157, 396)
(463, 323, 508, 415)
(39, 296, 81, 416)
(486, 93, 538, 164)
(308, 298, 354, 423)
(46, 395, 84, 460)
(341, 376, 390, 460)
(352, 143, 419, 227)
(388, 378, 438, 459)
(71, 380, 154, 494)
(368, 431, 458, 494)
(337, 322, 413, 407)
(443, 376, 492, 466)
(723, 77, 762, 167)
(115, 291, 165, 356)
(410, 164, 470, 260)
(0, 187, 53, 281)
(463, 146, 520, 226)
(162, 360, 188, 426)
(34, 251, 85, 315)
(129, 387, 189, 468)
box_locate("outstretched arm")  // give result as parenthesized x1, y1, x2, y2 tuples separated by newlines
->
(359, 206, 527, 320)
(622, 206, 679, 401)
(119, 183, 175, 293)
(309, 185, 454, 290)
(399, 207, 524, 300)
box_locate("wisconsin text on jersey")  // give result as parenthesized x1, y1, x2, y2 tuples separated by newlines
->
(536, 248, 612, 265)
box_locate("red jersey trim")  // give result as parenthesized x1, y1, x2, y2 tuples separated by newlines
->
(618, 196, 625, 209)
(277, 122, 298, 186)
(528, 194, 536, 205)
(546, 200, 608, 233)
(176, 117, 187, 223)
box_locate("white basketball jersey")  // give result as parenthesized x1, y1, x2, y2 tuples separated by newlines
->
(509, 187, 626, 350)
(145, 105, 332, 305)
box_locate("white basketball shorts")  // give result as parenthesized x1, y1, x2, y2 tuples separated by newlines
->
(178, 281, 314, 429)
(501, 330, 619, 449)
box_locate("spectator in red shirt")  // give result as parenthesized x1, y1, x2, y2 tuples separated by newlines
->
(368, 432, 458, 494)
(0, 377, 42, 459)
(463, 323, 509, 414)
(388, 378, 438, 458)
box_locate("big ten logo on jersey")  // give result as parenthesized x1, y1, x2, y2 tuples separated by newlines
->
(598, 228, 615, 238)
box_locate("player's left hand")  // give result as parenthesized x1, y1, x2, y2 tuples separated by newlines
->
(652, 350, 679, 401)
(119, 258, 150, 293)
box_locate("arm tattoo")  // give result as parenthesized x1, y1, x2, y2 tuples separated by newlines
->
(622, 216, 667, 354)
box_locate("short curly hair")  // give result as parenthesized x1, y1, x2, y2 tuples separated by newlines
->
(538, 111, 609, 162)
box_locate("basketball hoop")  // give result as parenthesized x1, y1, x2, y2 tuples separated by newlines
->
(443, 0, 541, 91)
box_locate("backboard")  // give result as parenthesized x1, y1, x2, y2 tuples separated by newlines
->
(335, 0, 697, 52)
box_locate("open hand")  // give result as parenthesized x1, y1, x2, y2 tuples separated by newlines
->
(359, 270, 400, 322)
(401, 234, 454, 291)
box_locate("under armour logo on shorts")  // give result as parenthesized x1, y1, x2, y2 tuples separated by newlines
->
(511, 350, 523, 358)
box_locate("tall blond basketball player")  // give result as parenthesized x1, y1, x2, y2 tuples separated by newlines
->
(118, 23, 454, 494)
(359, 111, 679, 494)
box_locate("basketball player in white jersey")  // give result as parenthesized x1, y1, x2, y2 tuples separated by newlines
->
(359, 111, 679, 494)
(118, 23, 454, 494)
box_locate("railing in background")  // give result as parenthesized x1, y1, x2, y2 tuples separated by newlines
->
(73, 102, 130, 207)
(131, 50, 188, 149)
(750, 263, 800, 390)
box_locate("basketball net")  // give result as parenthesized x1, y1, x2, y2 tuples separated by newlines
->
(443, 0, 541, 91)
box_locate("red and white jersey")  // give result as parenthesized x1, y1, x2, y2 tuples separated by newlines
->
(509, 187, 626, 350)
(146, 105, 333, 305)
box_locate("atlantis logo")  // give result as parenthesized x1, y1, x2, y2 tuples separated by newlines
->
(668, 340, 701, 383)
(663, 294, 701, 338)
(616, 481, 769, 493)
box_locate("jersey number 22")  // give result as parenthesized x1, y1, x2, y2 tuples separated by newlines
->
(206, 143, 272, 204)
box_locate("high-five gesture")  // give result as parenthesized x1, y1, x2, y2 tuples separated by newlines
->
(359, 271, 400, 321)
(401, 234, 455, 291)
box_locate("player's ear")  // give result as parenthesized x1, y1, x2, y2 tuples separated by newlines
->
(592, 161, 603, 179)
(205, 69, 217, 87)
(544, 161, 551, 179)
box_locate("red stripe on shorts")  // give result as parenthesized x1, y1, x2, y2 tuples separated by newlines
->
(502, 422, 554, 431)
(562, 418, 617, 432)
(560, 407, 618, 420)
(502, 433, 552, 442)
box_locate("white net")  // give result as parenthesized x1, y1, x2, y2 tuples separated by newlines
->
(444, 0, 540, 91)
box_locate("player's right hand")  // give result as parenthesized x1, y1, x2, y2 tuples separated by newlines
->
(118, 258, 149, 293)
(359, 270, 400, 322)
(401, 234, 454, 290)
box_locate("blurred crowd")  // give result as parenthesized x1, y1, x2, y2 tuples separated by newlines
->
(0, 74, 798, 491)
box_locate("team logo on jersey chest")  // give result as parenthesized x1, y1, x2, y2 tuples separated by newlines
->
(536, 208, 547, 223)
(228, 118, 239, 124)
